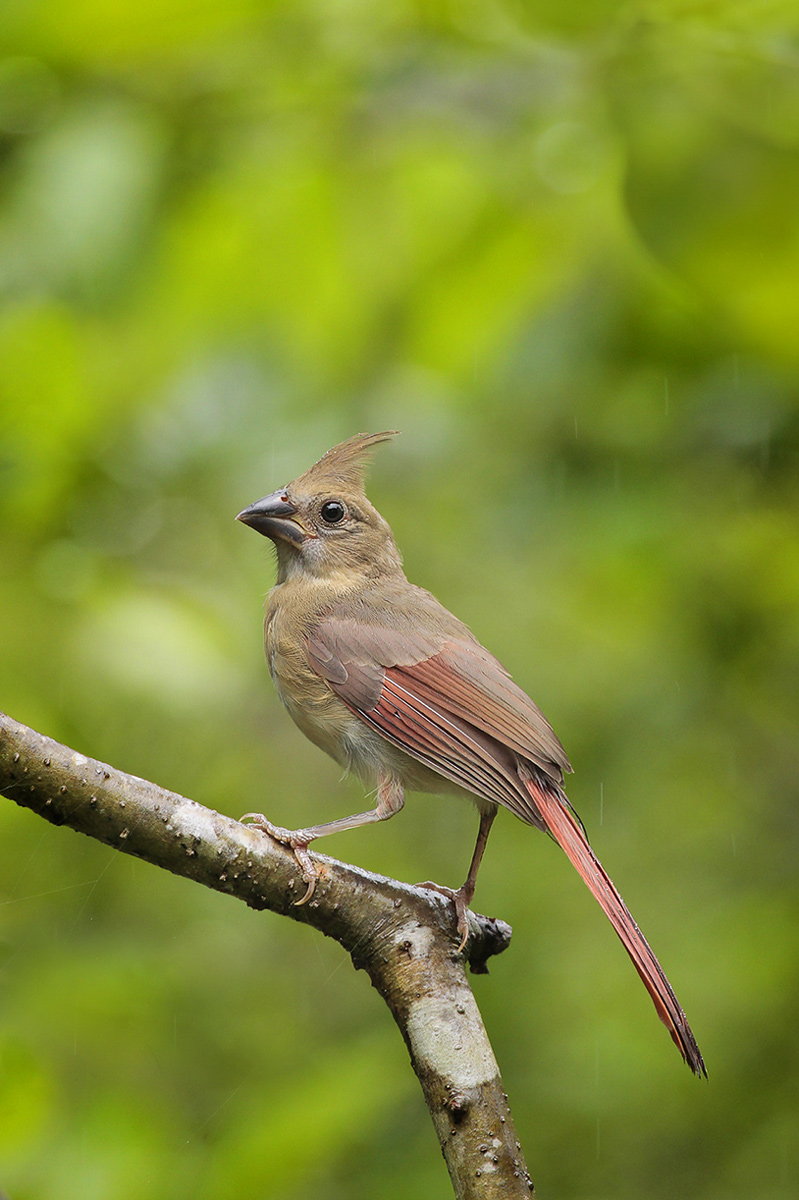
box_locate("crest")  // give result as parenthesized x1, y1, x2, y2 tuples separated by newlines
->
(292, 431, 398, 494)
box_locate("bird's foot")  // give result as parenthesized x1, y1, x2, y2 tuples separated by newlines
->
(241, 812, 318, 905)
(416, 880, 472, 953)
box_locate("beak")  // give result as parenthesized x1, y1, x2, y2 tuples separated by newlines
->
(236, 490, 308, 547)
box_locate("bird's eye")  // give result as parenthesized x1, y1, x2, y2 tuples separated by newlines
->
(320, 500, 346, 525)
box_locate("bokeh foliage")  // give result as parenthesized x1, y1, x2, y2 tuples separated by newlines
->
(2, 2, 799, 1197)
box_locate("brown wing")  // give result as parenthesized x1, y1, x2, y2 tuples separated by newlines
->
(305, 598, 570, 827)
(391, 644, 571, 780)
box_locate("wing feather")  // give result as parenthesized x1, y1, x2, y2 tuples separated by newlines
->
(305, 612, 570, 784)
(370, 676, 545, 824)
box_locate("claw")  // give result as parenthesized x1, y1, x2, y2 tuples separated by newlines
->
(417, 880, 471, 952)
(241, 812, 318, 906)
(293, 872, 317, 906)
(291, 842, 318, 905)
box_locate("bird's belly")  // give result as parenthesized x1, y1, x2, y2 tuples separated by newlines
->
(270, 657, 355, 768)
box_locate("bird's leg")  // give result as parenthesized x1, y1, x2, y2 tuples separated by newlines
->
(417, 807, 497, 951)
(242, 776, 405, 905)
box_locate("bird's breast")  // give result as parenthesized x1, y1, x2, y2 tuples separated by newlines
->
(264, 597, 361, 770)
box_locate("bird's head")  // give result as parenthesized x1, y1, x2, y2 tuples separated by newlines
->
(237, 432, 403, 583)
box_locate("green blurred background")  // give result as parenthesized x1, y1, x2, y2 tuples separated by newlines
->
(1, 1, 799, 1197)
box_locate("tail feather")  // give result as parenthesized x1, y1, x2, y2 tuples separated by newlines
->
(527, 777, 706, 1077)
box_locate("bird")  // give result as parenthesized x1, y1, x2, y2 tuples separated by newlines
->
(237, 431, 705, 1076)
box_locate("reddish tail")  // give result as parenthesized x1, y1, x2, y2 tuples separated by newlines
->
(528, 779, 706, 1076)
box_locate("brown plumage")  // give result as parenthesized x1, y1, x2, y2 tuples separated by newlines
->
(237, 432, 705, 1076)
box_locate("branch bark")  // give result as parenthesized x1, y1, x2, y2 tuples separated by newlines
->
(0, 711, 534, 1199)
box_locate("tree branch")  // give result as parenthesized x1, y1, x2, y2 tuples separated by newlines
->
(0, 711, 534, 1199)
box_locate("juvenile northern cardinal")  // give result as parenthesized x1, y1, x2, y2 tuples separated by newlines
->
(237, 432, 705, 1075)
